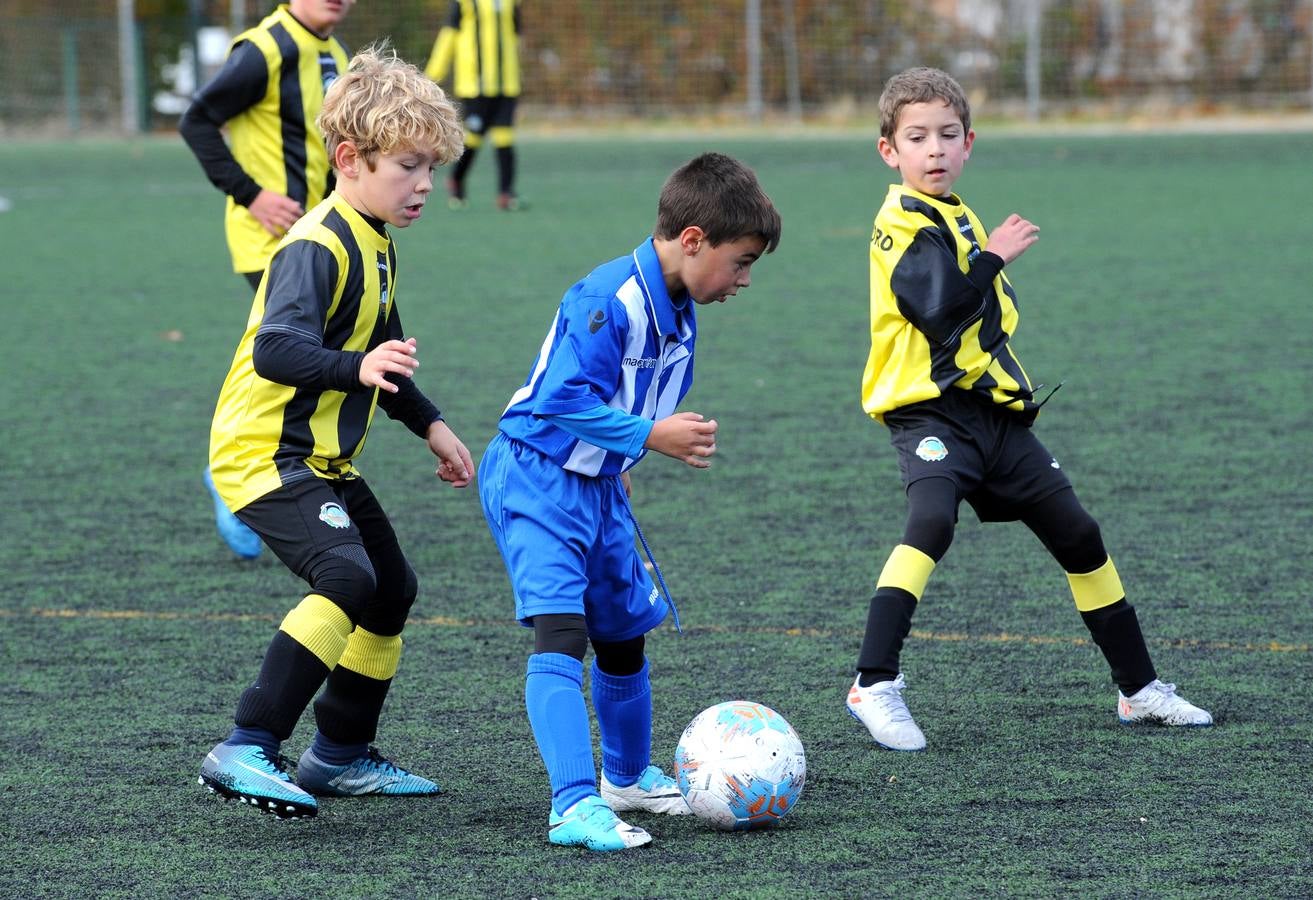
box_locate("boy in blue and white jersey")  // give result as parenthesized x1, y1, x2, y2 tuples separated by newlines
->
(478, 153, 781, 852)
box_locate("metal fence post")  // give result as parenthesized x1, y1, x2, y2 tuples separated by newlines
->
(1025, 0, 1042, 121)
(746, 0, 763, 117)
(118, 0, 140, 134)
(63, 26, 80, 135)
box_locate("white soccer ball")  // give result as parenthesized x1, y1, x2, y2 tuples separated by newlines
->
(673, 700, 806, 831)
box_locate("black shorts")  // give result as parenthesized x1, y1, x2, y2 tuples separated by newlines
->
(884, 390, 1072, 522)
(236, 476, 399, 579)
(461, 95, 517, 134)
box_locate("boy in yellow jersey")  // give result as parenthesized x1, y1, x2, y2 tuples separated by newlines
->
(181, 0, 354, 560)
(197, 47, 470, 818)
(425, 0, 525, 210)
(847, 67, 1212, 752)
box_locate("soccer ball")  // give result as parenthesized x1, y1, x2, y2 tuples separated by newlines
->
(673, 701, 806, 831)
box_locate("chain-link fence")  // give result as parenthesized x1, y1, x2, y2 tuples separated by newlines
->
(3, 0, 1311, 136)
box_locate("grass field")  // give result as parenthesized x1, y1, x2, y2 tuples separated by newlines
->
(2, 129, 1312, 898)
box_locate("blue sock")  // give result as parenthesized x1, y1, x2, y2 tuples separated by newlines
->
(591, 658, 651, 787)
(226, 725, 279, 757)
(525, 653, 597, 815)
(309, 731, 369, 766)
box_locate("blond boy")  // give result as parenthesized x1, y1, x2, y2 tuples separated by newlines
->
(198, 48, 471, 818)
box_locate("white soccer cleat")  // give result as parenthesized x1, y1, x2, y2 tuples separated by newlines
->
(846, 673, 927, 751)
(1118, 679, 1213, 726)
(600, 765, 692, 815)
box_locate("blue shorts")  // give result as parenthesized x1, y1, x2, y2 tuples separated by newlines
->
(478, 432, 669, 642)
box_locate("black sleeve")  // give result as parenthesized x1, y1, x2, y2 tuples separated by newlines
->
(252, 241, 367, 391)
(891, 230, 1003, 345)
(513, 1, 522, 32)
(177, 40, 268, 208)
(965, 251, 1005, 295)
(446, 0, 463, 28)
(375, 299, 443, 438)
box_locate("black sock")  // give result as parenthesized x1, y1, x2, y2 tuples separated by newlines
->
(495, 145, 515, 194)
(856, 588, 918, 686)
(450, 147, 478, 194)
(1081, 599, 1157, 695)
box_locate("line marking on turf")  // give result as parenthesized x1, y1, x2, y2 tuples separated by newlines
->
(4, 607, 1308, 654)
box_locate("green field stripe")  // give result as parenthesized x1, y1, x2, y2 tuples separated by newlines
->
(6, 607, 1308, 653)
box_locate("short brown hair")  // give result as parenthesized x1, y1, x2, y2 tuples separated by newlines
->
(318, 44, 464, 167)
(654, 152, 781, 253)
(879, 67, 971, 142)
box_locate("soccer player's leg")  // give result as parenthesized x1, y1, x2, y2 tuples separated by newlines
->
(587, 498, 686, 816)
(447, 97, 489, 209)
(298, 479, 440, 796)
(480, 439, 650, 849)
(490, 99, 525, 211)
(1022, 487, 1212, 727)
(198, 481, 375, 817)
(592, 641, 690, 817)
(849, 476, 957, 751)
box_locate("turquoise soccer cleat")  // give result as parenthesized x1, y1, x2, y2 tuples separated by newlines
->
(203, 468, 262, 560)
(296, 746, 441, 797)
(198, 741, 318, 819)
(548, 795, 652, 851)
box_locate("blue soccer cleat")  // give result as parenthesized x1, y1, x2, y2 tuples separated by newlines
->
(203, 467, 262, 559)
(296, 746, 441, 797)
(198, 741, 318, 819)
(548, 795, 652, 851)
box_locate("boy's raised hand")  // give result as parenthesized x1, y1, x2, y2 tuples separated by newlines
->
(426, 420, 474, 488)
(646, 412, 718, 469)
(360, 337, 420, 392)
(986, 213, 1041, 265)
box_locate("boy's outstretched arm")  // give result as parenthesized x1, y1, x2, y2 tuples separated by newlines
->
(646, 412, 718, 469)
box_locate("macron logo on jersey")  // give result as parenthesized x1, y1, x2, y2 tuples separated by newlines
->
(624, 356, 657, 369)
(589, 311, 607, 333)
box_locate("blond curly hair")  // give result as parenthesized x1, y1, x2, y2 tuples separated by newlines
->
(318, 44, 465, 167)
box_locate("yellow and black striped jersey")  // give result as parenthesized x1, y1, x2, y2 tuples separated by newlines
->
(862, 183, 1039, 424)
(425, 0, 522, 98)
(210, 193, 440, 512)
(181, 4, 349, 274)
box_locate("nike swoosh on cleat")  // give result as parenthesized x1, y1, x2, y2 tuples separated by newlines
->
(234, 760, 299, 792)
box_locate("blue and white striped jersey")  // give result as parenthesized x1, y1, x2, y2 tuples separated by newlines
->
(497, 237, 698, 476)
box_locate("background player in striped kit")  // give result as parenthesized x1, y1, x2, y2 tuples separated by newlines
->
(197, 47, 471, 819)
(425, 0, 525, 210)
(181, 0, 354, 560)
(477, 153, 781, 850)
(847, 67, 1212, 752)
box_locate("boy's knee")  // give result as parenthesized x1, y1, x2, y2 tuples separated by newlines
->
(592, 635, 646, 677)
(362, 560, 419, 636)
(903, 479, 958, 561)
(533, 613, 588, 660)
(303, 543, 378, 623)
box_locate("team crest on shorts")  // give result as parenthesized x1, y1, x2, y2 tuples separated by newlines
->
(318, 502, 351, 529)
(916, 436, 949, 462)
